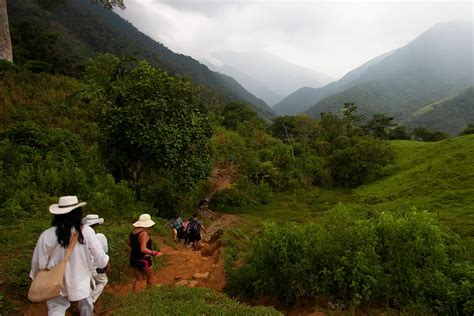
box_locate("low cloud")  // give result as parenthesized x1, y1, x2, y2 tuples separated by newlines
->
(118, 1, 473, 78)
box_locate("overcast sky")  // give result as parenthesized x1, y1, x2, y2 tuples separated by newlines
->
(116, 0, 473, 79)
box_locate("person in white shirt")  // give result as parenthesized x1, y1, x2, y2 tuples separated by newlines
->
(84, 214, 108, 303)
(30, 196, 109, 316)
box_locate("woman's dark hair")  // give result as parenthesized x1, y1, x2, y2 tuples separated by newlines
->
(51, 207, 85, 247)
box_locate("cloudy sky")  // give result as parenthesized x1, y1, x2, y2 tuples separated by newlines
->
(116, 0, 473, 79)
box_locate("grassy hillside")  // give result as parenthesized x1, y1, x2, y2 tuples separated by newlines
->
(405, 87, 474, 135)
(355, 135, 474, 239)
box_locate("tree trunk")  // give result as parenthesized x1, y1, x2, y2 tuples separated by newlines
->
(0, 0, 13, 63)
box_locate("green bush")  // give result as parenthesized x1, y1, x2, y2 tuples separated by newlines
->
(228, 207, 473, 313)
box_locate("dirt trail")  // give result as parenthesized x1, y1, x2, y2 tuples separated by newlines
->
(107, 213, 240, 296)
(23, 214, 240, 315)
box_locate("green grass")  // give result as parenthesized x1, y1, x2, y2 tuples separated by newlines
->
(356, 136, 474, 239)
(224, 136, 474, 276)
(102, 285, 281, 315)
(2, 136, 473, 314)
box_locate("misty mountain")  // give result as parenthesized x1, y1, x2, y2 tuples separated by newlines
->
(274, 51, 393, 115)
(210, 50, 333, 102)
(306, 21, 474, 127)
(404, 87, 474, 135)
(8, 0, 274, 117)
(203, 60, 283, 106)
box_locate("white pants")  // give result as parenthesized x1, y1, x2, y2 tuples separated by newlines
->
(91, 273, 108, 303)
(46, 296, 93, 316)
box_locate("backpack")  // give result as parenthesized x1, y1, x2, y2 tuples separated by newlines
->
(188, 220, 200, 234)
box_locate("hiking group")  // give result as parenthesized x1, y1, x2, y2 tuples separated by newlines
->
(164, 212, 207, 250)
(28, 195, 206, 315)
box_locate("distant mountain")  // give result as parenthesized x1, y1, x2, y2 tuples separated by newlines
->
(274, 51, 393, 115)
(404, 87, 474, 135)
(204, 60, 283, 106)
(7, 0, 274, 117)
(306, 21, 474, 126)
(210, 50, 333, 102)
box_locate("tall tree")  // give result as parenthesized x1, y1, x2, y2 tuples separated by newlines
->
(0, 0, 12, 62)
(0, 0, 125, 63)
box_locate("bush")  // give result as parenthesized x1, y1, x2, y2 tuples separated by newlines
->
(327, 137, 395, 187)
(227, 207, 473, 313)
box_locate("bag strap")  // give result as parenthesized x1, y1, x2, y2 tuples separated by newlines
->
(64, 232, 78, 261)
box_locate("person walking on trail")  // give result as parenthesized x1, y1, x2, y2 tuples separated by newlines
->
(185, 213, 207, 251)
(163, 212, 185, 243)
(84, 214, 108, 303)
(129, 213, 162, 292)
(30, 196, 109, 316)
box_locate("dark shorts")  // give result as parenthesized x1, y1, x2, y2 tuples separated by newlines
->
(130, 257, 152, 271)
(187, 232, 201, 243)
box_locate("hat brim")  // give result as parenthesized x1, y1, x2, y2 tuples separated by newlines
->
(86, 218, 104, 226)
(49, 202, 87, 215)
(133, 219, 155, 228)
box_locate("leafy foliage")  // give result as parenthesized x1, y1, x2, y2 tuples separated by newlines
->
(228, 207, 473, 314)
(7, 0, 273, 116)
(82, 54, 213, 211)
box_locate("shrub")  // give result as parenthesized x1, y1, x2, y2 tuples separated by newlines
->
(228, 207, 473, 313)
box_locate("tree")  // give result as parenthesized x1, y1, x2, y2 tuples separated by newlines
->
(459, 123, 474, 136)
(0, 0, 12, 62)
(388, 125, 411, 140)
(364, 113, 396, 139)
(341, 102, 364, 136)
(413, 127, 448, 142)
(82, 54, 213, 199)
(0, 0, 125, 63)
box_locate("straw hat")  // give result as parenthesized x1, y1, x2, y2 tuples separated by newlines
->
(133, 214, 155, 228)
(49, 196, 87, 215)
(84, 214, 104, 226)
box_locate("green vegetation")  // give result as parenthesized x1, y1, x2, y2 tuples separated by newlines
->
(305, 22, 473, 134)
(1, 3, 473, 315)
(102, 285, 281, 315)
(407, 87, 474, 135)
(228, 208, 473, 314)
(7, 0, 273, 116)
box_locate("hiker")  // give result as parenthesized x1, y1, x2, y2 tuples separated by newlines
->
(30, 196, 109, 315)
(185, 213, 207, 251)
(84, 214, 108, 303)
(163, 212, 185, 243)
(129, 213, 161, 292)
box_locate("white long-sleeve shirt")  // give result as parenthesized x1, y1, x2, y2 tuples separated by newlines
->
(30, 225, 109, 301)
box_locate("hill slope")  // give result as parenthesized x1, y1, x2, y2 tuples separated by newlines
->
(306, 21, 474, 125)
(204, 61, 283, 106)
(7, 0, 274, 117)
(356, 135, 474, 238)
(404, 87, 474, 135)
(211, 50, 333, 104)
(274, 51, 393, 115)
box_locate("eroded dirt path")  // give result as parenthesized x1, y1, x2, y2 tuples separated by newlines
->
(106, 213, 239, 295)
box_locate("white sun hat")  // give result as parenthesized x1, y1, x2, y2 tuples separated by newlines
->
(133, 213, 155, 228)
(49, 196, 87, 215)
(85, 214, 104, 226)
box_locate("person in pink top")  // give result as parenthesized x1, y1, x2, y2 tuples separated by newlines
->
(30, 196, 109, 315)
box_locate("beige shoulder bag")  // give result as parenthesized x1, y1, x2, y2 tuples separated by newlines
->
(28, 232, 78, 302)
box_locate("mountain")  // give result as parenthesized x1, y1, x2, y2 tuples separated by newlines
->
(210, 50, 333, 102)
(273, 51, 393, 115)
(204, 60, 283, 106)
(404, 87, 474, 135)
(306, 21, 474, 125)
(7, 0, 274, 117)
